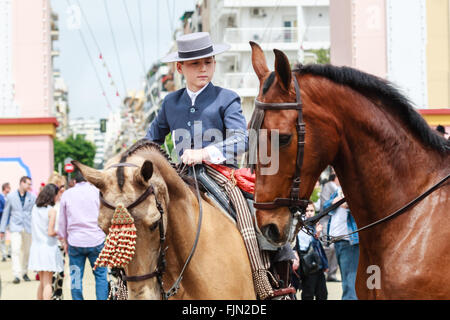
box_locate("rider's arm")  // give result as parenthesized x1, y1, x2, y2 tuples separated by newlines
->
(206, 95, 248, 164)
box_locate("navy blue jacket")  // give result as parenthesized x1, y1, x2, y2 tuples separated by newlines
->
(145, 82, 248, 166)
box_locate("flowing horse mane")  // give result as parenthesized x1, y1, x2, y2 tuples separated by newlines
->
(294, 64, 450, 154)
(115, 139, 195, 191)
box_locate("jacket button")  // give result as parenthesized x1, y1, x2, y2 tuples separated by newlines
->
(190, 107, 195, 113)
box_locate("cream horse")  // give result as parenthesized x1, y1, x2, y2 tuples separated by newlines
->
(73, 139, 255, 300)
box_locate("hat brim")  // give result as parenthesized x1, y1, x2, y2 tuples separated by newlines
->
(160, 43, 231, 63)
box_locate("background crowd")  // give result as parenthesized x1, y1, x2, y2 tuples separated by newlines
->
(0, 169, 108, 300)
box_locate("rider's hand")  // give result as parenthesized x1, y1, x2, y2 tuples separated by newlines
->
(180, 149, 209, 165)
(0, 232, 4, 240)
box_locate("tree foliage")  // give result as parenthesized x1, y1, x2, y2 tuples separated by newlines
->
(311, 48, 330, 64)
(54, 134, 96, 173)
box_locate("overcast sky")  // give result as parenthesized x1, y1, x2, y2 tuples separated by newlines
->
(51, 0, 195, 121)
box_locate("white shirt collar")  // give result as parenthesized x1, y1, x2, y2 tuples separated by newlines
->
(186, 82, 210, 106)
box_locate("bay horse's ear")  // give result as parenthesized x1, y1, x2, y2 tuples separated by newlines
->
(71, 160, 105, 190)
(250, 41, 269, 80)
(140, 160, 153, 182)
(274, 49, 292, 92)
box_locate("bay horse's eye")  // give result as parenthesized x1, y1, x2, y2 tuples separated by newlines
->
(279, 134, 292, 147)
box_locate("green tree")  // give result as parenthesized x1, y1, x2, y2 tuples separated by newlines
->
(311, 48, 330, 64)
(54, 134, 96, 174)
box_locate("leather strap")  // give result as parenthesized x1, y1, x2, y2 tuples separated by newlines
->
(311, 174, 450, 244)
(253, 73, 308, 213)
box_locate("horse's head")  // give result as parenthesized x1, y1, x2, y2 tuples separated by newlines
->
(73, 152, 169, 300)
(249, 42, 340, 246)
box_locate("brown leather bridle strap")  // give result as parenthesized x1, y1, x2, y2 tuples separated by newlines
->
(318, 173, 450, 244)
(121, 270, 160, 282)
(253, 72, 308, 213)
(106, 163, 139, 169)
(253, 198, 310, 210)
(99, 185, 155, 211)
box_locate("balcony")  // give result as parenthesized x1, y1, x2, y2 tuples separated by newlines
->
(223, 73, 259, 97)
(224, 27, 299, 51)
(302, 26, 330, 49)
(51, 29, 59, 41)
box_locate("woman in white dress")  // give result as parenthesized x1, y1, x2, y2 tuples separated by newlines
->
(28, 183, 64, 300)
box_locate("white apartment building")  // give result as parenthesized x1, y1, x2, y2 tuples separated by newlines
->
(54, 76, 69, 140)
(103, 110, 122, 161)
(69, 117, 106, 168)
(192, 0, 330, 119)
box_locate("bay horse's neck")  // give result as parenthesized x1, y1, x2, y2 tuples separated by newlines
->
(307, 78, 446, 226)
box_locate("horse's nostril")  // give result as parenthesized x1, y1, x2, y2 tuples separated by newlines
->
(262, 223, 280, 243)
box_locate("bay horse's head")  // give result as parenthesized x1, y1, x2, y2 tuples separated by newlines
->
(73, 140, 170, 299)
(249, 42, 340, 246)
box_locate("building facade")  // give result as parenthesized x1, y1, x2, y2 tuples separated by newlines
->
(0, 0, 58, 191)
(184, 0, 330, 120)
(330, 0, 450, 133)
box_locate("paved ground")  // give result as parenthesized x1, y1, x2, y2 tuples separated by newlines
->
(0, 256, 96, 300)
(1, 255, 343, 300)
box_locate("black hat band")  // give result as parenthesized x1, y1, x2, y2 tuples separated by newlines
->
(178, 45, 214, 59)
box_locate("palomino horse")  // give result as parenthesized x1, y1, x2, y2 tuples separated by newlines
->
(249, 42, 450, 299)
(73, 139, 255, 299)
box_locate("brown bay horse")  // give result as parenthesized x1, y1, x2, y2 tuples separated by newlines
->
(249, 42, 450, 299)
(73, 140, 255, 300)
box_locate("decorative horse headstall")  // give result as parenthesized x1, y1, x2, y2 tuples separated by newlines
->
(94, 163, 167, 290)
(94, 162, 203, 300)
(249, 72, 309, 220)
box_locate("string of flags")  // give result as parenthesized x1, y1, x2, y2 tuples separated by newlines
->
(98, 52, 121, 110)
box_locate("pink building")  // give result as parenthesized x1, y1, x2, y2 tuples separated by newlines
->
(0, 0, 57, 193)
(329, 0, 450, 131)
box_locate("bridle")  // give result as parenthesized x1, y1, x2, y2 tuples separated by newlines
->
(100, 162, 203, 300)
(252, 72, 309, 228)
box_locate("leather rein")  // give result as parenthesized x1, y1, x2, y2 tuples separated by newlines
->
(304, 173, 450, 244)
(100, 162, 203, 300)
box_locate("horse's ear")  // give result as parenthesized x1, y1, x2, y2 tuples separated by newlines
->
(274, 49, 292, 92)
(71, 160, 105, 190)
(250, 41, 269, 80)
(140, 160, 153, 182)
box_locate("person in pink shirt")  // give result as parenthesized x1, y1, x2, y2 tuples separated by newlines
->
(57, 169, 108, 300)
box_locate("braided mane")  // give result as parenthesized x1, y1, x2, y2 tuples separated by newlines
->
(116, 139, 172, 190)
(115, 138, 196, 191)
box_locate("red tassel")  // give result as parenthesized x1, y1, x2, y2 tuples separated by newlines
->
(94, 204, 137, 270)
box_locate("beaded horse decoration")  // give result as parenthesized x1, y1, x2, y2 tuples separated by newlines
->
(93, 204, 137, 270)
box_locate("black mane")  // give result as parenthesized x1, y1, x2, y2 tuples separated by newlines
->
(295, 64, 449, 153)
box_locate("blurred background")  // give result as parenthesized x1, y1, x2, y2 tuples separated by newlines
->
(0, 0, 449, 192)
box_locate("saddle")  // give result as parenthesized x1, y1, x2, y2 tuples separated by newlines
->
(191, 164, 254, 221)
(190, 164, 296, 299)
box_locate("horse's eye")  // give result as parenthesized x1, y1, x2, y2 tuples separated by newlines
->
(279, 134, 292, 147)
